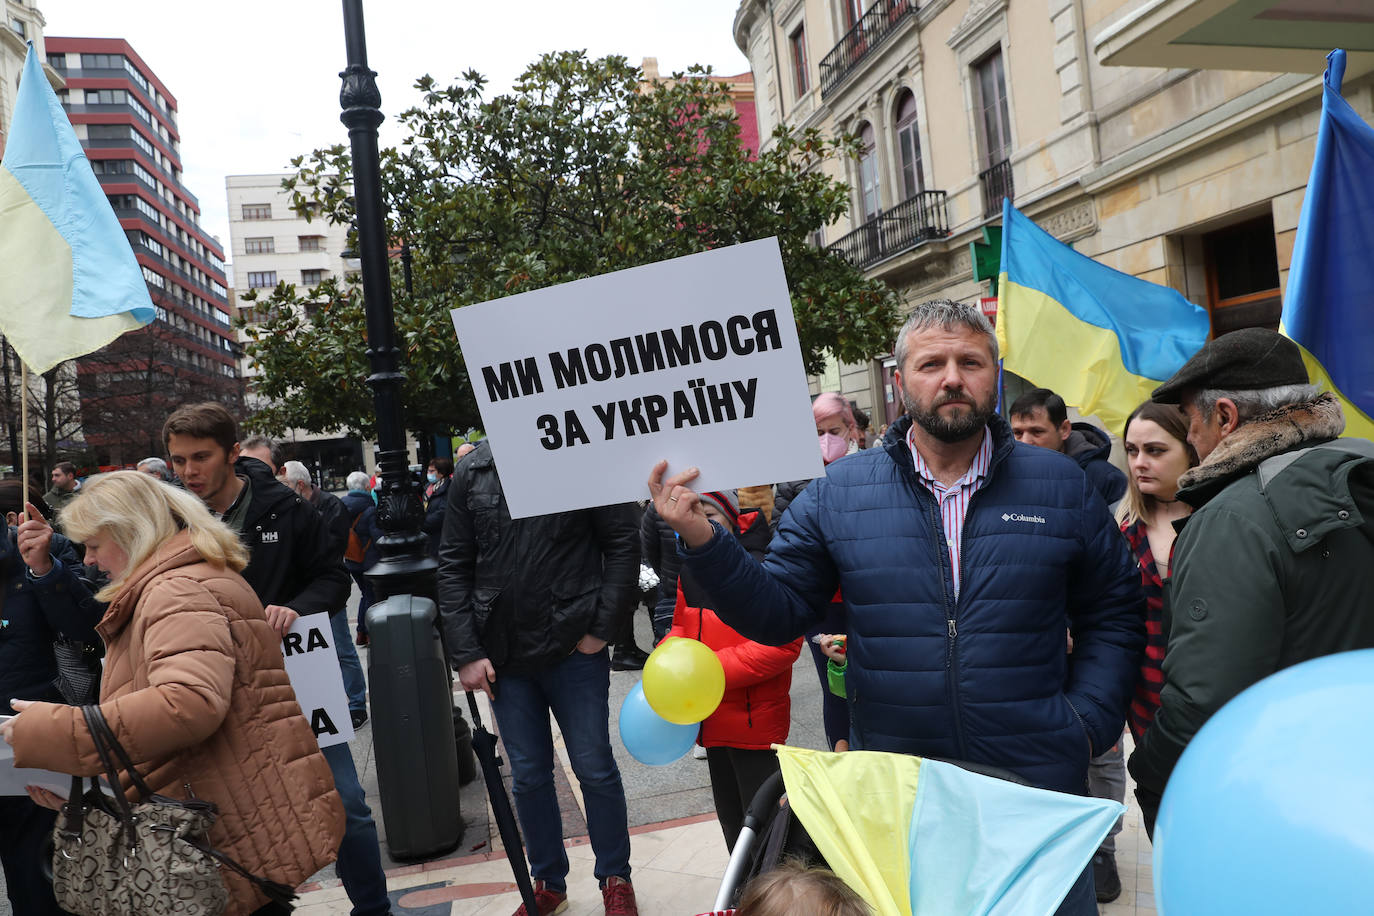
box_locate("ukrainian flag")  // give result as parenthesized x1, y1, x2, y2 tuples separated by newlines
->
(0, 45, 153, 375)
(1281, 49, 1374, 440)
(775, 746, 1122, 916)
(995, 200, 1210, 432)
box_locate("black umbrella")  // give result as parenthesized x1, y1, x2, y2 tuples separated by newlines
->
(466, 690, 540, 913)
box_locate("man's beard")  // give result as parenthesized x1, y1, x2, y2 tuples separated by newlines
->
(903, 386, 996, 443)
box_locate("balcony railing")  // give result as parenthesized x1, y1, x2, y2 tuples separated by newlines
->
(979, 159, 1013, 219)
(829, 189, 949, 270)
(819, 0, 919, 99)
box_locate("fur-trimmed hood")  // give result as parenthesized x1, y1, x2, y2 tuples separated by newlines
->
(1179, 393, 1345, 501)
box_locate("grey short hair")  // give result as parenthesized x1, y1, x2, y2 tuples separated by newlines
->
(1194, 384, 1323, 422)
(281, 460, 312, 488)
(346, 471, 371, 491)
(136, 457, 168, 477)
(893, 299, 998, 369)
(240, 435, 285, 471)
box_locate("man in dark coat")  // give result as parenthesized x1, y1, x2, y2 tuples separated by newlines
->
(438, 441, 642, 915)
(164, 403, 393, 916)
(1010, 387, 1127, 507)
(1129, 328, 1374, 836)
(650, 300, 1144, 915)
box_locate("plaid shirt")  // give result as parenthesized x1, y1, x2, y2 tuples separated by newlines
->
(1122, 518, 1168, 739)
(908, 425, 994, 598)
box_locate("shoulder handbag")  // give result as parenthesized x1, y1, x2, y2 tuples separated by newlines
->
(51, 704, 297, 915)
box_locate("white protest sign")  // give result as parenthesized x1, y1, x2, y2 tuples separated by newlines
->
(0, 719, 75, 797)
(449, 238, 825, 518)
(281, 613, 354, 748)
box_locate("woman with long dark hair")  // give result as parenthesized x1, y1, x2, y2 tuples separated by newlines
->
(1116, 401, 1199, 738)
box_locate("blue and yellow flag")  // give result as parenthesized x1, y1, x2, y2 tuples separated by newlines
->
(0, 45, 153, 374)
(995, 200, 1210, 432)
(775, 746, 1123, 916)
(1281, 49, 1374, 440)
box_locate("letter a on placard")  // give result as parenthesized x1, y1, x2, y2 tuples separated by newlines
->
(311, 708, 340, 737)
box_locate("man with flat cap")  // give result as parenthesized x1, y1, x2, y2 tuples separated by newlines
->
(1129, 327, 1374, 834)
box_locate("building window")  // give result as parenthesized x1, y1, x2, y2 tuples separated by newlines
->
(48, 53, 67, 70)
(789, 25, 810, 97)
(141, 266, 165, 289)
(841, 0, 863, 30)
(1204, 215, 1282, 336)
(244, 237, 274, 254)
(247, 271, 277, 288)
(301, 269, 326, 286)
(10, 18, 25, 38)
(298, 235, 324, 252)
(857, 122, 880, 221)
(973, 49, 1012, 168)
(242, 204, 271, 221)
(894, 90, 923, 200)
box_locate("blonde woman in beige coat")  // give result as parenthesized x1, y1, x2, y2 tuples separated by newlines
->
(0, 470, 344, 916)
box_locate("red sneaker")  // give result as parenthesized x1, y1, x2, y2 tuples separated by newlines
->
(513, 880, 568, 916)
(602, 876, 638, 915)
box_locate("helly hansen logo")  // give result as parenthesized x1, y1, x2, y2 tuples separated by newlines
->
(1002, 513, 1046, 524)
(260, 531, 280, 543)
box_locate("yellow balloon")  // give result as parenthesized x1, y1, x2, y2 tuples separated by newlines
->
(642, 637, 726, 725)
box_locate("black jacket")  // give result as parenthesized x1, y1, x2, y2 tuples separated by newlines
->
(423, 477, 450, 560)
(639, 502, 681, 635)
(1064, 422, 1128, 507)
(308, 485, 351, 560)
(234, 457, 351, 616)
(436, 441, 640, 674)
(0, 530, 102, 715)
(340, 490, 381, 571)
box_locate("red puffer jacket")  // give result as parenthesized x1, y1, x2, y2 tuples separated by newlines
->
(668, 511, 802, 750)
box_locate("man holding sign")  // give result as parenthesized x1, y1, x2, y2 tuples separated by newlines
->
(437, 441, 641, 916)
(650, 300, 1145, 915)
(163, 403, 394, 916)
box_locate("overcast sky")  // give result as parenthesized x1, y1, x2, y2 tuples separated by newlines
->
(41, 0, 751, 260)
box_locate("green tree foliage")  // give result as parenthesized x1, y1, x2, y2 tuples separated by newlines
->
(240, 52, 897, 439)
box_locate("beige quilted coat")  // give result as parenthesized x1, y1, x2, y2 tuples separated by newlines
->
(12, 529, 345, 914)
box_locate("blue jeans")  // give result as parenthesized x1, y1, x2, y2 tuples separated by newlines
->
(348, 567, 374, 636)
(331, 610, 368, 714)
(491, 648, 631, 893)
(321, 742, 391, 916)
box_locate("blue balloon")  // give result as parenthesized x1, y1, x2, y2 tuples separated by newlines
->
(618, 681, 698, 766)
(1154, 649, 1374, 914)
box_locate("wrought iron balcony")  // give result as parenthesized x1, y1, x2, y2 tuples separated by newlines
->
(819, 0, 919, 99)
(829, 189, 949, 270)
(979, 159, 1013, 219)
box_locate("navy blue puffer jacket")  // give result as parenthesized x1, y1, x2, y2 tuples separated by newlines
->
(683, 414, 1144, 793)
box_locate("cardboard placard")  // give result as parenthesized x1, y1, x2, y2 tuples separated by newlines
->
(450, 238, 824, 518)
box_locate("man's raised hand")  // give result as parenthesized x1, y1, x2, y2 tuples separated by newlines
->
(647, 460, 716, 549)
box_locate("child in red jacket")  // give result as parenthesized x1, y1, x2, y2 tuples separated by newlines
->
(668, 490, 803, 852)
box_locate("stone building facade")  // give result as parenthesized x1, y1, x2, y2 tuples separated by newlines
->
(732, 0, 1374, 432)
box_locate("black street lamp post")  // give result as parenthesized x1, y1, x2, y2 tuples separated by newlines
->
(338, 0, 435, 601)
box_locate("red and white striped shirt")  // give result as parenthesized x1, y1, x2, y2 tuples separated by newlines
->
(907, 425, 994, 598)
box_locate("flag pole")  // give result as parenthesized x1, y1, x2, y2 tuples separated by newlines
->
(19, 360, 28, 514)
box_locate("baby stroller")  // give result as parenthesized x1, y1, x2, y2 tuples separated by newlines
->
(708, 752, 1093, 916)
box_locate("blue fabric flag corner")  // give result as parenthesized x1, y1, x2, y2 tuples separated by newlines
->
(1281, 48, 1374, 439)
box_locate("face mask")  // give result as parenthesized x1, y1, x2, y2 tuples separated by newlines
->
(427, 472, 438, 483)
(819, 432, 849, 465)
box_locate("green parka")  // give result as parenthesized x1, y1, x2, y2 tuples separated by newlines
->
(1130, 394, 1374, 800)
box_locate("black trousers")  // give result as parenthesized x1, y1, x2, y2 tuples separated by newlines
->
(705, 746, 782, 852)
(0, 796, 70, 915)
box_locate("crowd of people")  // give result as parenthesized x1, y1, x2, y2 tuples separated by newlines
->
(3, 299, 1372, 916)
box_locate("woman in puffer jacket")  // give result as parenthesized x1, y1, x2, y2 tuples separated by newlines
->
(1, 471, 344, 916)
(667, 490, 802, 852)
